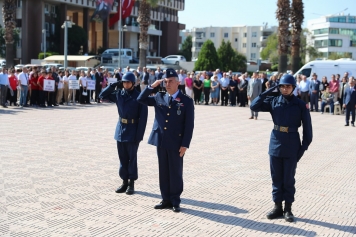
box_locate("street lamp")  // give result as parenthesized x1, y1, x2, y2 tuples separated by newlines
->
(61, 17, 74, 69)
(42, 29, 46, 59)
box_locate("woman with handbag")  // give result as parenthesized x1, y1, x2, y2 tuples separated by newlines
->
(79, 70, 88, 104)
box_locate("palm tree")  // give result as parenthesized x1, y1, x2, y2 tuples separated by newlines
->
(276, 0, 290, 73)
(291, 0, 304, 73)
(2, 0, 17, 68)
(137, 0, 160, 68)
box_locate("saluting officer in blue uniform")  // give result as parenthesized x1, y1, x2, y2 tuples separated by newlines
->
(137, 68, 194, 213)
(250, 74, 313, 222)
(99, 72, 148, 195)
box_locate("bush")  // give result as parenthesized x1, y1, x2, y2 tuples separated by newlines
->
(38, 52, 59, 59)
(271, 64, 278, 71)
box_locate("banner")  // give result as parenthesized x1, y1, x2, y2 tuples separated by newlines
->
(91, 0, 114, 23)
(109, 0, 135, 27)
(69, 80, 80, 90)
(43, 79, 55, 92)
(87, 80, 96, 90)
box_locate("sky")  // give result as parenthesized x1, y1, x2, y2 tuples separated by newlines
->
(178, 0, 354, 30)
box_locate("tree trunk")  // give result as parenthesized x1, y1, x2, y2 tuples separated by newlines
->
(2, 0, 17, 68)
(137, 0, 151, 68)
(291, 0, 304, 73)
(276, 0, 290, 73)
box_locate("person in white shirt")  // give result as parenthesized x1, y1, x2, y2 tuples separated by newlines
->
(18, 67, 29, 108)
(56, 71, 64, 105)
(79, 70, 88, 104)
(68, 70, 78, 105)
(0, 67, 10, 108)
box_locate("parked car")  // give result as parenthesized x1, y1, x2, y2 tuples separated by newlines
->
(1, 60, 6, 67)
(43, 63, 63, 71)
(14, 64, 25, 70)
(161, 55, 186, 65)
(58, 67, 76, 72)
(76, 67, 91, 73)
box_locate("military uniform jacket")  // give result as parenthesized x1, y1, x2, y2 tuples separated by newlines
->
(250, 94, 313, 157)
(137, 87, 194, 151)
(99, 86, 148, 142)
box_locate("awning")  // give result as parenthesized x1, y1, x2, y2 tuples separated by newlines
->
(43, 55, 98, 62)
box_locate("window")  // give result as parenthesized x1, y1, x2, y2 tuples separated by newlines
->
(315, 39, 342, 48)
(51, 5, 56, 13)
(44, 4, 49, 13)
(243, 33, 247, 37)
(313, 28, 328, 35)
(45, 22, 49, 37)
(252, 43, 257, 47)
(252, 32, 257, 37)
(235, 38, 238, 42)
(329, 17, 346, 23)
(17, 0, 22, 8)
(243, 43, 246, 48)
(329, 39, 342, 47)
(224, 33, 228, 38)
(329, 28, 339, 34)
(348, 17, 356, 23)
(251, 53, 256, 59)
(351, 40, 356, 47)
(210, 32, 215, 37)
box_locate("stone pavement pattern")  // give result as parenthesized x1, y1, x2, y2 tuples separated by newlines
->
(0, 103, 355, 237)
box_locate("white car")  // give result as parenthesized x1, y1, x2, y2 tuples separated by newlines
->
(76, 67, 91, 73)
(161, 55, 186, 65)
(14, 64, 25, 70)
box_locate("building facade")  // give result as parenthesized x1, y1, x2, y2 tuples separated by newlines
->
(307, 14, 356, 61)
(0, 0, 185, 64)
(190, 25, 277, 62)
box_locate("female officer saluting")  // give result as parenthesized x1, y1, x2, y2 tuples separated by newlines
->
(99, 72, 148, 195)
(250, 74, 312, 222)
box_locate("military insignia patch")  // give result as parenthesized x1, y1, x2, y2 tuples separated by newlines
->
(306, 104, 309, 109)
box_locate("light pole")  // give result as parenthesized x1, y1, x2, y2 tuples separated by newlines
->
(42, 29, 46, 59)
(118, 0, 122, 69)
(61, 17, 74, 69)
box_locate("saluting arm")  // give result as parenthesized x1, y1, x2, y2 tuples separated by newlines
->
(137, 80, 163, 106)
(250, 85, 278, 112)
(99, 83, 118, 102)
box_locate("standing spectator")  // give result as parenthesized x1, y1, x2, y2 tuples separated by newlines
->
(46, 70, 55, 107)
(79, 71, 88, 104)
(329, 74, 340, 103)
(298, 75, 310, 104)
(133, 70, 141, 92)
(266, 75, 279, 97)
(219, 72, 230, 106)
(148, 69, 157, 95)
(29, 71, 39, 107)
(320, 76, 329, 99)
(95, 68, 104, 103)
(247, 72, 262, 120)
(193, 74, 203, 105)
(114, 68, 123, 90)
(140, 67, 149, 92)
(62, 70, 70, 105)
(343, 77, 356, 127)
(203, 74, 211, 105)
(320, 87, 334, 114)
(37, 71, 47, 107)
(184, 72, 194, 98)
(309, 73, 320, 112)
(261, 73, 269, 92)
(338, 77, 348, 107)
(229, 75, 238, 106)
(0, 68, 10, 108)
(210, 75, 220, 105)
(56, 71, 64, 106)
(18, 67, 29, 108)
(68, 70, 78, 105)
(178, 69, 186, 94)
(51, 66, 59, 106)
(7, 69, 18, 106)
(238, 74, 248, 107)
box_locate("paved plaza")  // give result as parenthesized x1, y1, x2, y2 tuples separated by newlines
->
(0, 103, 355, 237)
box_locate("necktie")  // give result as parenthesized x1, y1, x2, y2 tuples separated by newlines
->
(169, 96, 172, 105)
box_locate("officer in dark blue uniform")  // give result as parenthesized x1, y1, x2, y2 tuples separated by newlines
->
(137, 68, 194, 213)
(99, 72, 148, 195)
(250, 74, 313, 222)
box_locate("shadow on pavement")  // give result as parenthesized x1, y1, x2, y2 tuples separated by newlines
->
(297, 218, 356, 235)
(0, 109, 25, 115)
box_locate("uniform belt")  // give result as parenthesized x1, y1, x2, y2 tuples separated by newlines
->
(273, 125, 298, 133)
(120, 118, 138, 124)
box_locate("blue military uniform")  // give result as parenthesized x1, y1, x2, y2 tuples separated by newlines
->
(137, 79, 194, 208)
(343, 85, 356, 126)
(250, 75, 312, 222)
(99, 82, 148, 182)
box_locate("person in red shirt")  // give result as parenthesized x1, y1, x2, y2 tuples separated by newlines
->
(30, 71, 39, 106)
(37, 71, 47, 107)
(7, 69, 18, 106)
(46, 70, 55, 107)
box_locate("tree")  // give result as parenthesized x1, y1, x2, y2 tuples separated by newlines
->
(137, 0, 161, 68)
(67, 25, 88, 55)
(276, 0, 290, 73)
(260, 33, 278, 62)
(194, 40, 219, 71)
(2, 0, 17, 67)
(290, 0, 304, 73)
(179, 35, 192, 61)
(0, 24, 19, 59)
(217, 40, 246, 72)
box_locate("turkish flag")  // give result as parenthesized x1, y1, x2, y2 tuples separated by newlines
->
(109, 0, 135, 27)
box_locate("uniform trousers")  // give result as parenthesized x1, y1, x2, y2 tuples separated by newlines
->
(270, 155, 297, 203)
(345, 105, 355, 124)
(157, 147, 183, 206)
(310, 93, 319, 111)
(117, 142, 139, 180)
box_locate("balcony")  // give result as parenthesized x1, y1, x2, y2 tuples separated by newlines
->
(193, 36, 204, 42)
(260, 36, 268, 42)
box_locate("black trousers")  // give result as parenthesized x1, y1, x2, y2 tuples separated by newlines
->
(30, 90, 38, 105)
(193, 88, 202, 104)
(220, 89, 229, 105)
(239, 92, 247, 106)
(229, 90, 237, 106)
(47, 92, 55, 106)
(95, 85, 101, 102)
(7, 88, 17, 105)
(203, 87, 210, 104)
(39, 90, 47, 106)
(79, 87, 89, 104)
(345, 105, 355, 124)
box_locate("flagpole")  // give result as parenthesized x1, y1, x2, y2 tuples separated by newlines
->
(118, 0, 122, 70)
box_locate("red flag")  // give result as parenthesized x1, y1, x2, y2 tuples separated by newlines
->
(109, 0, 135, 27)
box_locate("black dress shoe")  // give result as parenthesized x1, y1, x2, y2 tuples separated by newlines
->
(125, 180, 134, 195)
(172, 206, 181, 212)
(345, 123, 349, 126)
(352, 123, 355, 127)
(154, 201, 173, 209)
(115, 180, 128, 193)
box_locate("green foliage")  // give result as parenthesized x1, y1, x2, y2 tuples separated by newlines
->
(0, 25, 20, 58)
(260, 33, 278, 61)
(271, 64, 279, 71)
(217, 40, 246, 72)
(328, 52, 352, 60)
(67, 25, 88, 55)
(179, 35, 192, 61)
(194, 40, 219, 71)
(38, 52, 59, 59)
